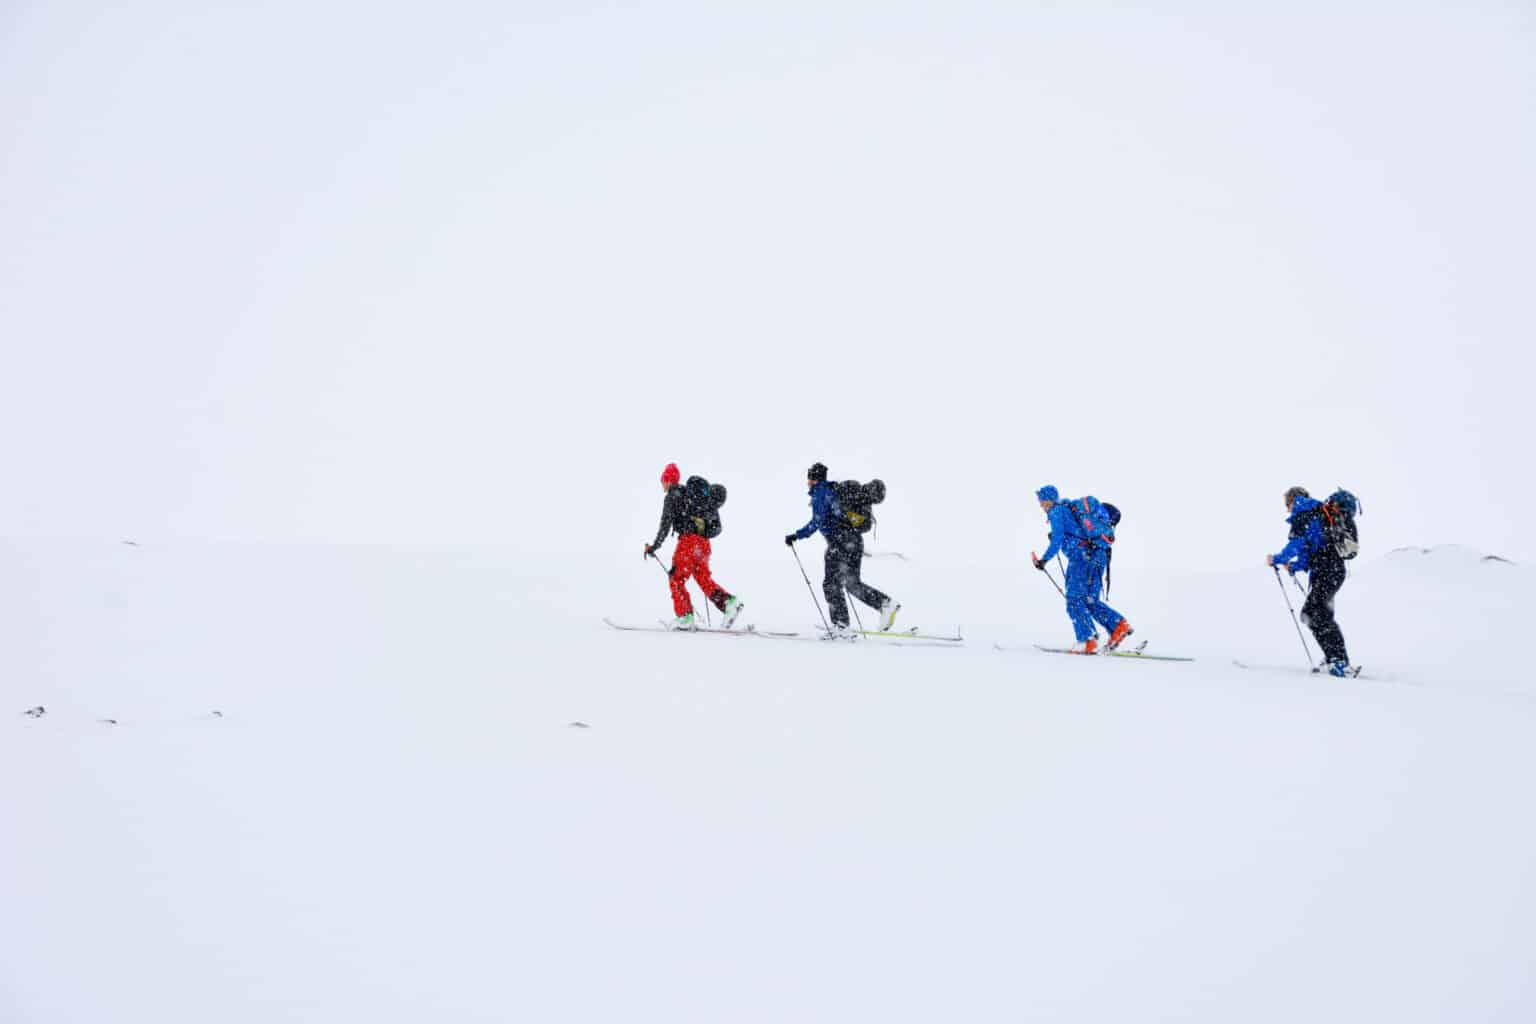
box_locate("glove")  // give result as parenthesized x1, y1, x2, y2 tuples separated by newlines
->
(784, 534, 797, 546)
(1032, 557, 1046, 571)
(644, 544, 655, 558)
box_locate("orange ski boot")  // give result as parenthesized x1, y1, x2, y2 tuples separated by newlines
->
(1105, 619, 1134, 652)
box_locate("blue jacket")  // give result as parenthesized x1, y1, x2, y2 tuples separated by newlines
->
(1040, 497, 1113, 563)
(792, 481, 840, 540)
(1272, 495, 1326, 572)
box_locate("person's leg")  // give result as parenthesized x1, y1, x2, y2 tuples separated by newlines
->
(688, 538, 733, 611)
(1302, 563, 1349, 664)
(669, 536, 698, 617)
(823, 538, 850, 627)
(1082, 558, 1125, 633)
(838, 531, 890, 611)
(1063, 558, 1098, 643)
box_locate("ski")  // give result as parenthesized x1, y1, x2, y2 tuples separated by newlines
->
(779, 626, 962, 647)
(1039, 645, 1193, 662)
(1232, 659, 1367, 679)
(855, 626, 962, 643)
(998, 641, 1194, 662)
(1101, 640, 1193, 662)
(602, 617, 794, 638)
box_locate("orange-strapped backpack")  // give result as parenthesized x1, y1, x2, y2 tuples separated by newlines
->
(1074, 497, 1122, 593)
(1318, 489, 1361, 560)
(1072, 496, 1118, 547)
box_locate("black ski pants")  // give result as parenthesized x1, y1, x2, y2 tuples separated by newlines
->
(1302, 557, 1349, 665)
(824, 529, 889, 628)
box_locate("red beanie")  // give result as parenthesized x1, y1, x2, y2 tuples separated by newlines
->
(660, 463, 680, 487)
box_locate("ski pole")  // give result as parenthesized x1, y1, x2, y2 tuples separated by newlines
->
(790, 544, 832, 635)
(1033, 551, 1067, 598)
(847, 590, 865, 633)
(1274, 566, 1314, 666)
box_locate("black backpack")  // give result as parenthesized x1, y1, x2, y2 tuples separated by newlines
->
(679, 475, 727, 539)
(834, 478, 885, 534)
(1101, 502, 1122, 594)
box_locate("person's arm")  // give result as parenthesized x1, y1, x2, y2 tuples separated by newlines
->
(1295, 517, 1326, 572)
(1269, 533, 1305, 570)
(648, 490, 676, 552)
(792, 486, 827, 541)
(1039, 505, 1066, 563)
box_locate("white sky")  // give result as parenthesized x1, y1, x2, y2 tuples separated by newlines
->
(4, 2, 1532, 569)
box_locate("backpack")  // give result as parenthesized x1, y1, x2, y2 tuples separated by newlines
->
(1071, 496, 1117, 547)
(680, 475, 728, 539)
(1319, 488, 1361, 560)
(834, 478, 885, 534)
(1100, 502, 1121, 594)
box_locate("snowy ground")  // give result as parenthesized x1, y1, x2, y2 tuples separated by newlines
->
(5, 539, 1534, 1022)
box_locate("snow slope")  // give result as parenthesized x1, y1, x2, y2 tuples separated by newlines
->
(5, 539, 1534, 1023)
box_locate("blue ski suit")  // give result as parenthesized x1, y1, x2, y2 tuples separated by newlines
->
(1041, 498, 1125, 643)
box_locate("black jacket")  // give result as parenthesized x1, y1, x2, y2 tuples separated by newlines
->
(650, 485, 699, 549)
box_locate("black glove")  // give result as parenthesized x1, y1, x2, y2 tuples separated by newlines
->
(1032, 557, 1046, 571)
(644, 544, 655, 559)
(784, 534, 797, 546)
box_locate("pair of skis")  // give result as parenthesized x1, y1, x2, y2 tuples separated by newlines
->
(602, 618, 793, 638)
(1232, 659, 1367, 680)
(842, 625, 962, 643)
(996, 639, 1195, 663)
(602, 619, 962, 644)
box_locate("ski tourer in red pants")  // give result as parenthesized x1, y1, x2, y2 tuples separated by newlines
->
(643, 463, 744, 630)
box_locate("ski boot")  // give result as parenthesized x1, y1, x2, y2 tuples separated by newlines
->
(1105, 619, 1134, 651)
(1326, 659, 1353, 678)
(878, 600, 901, 632)
(667, 613, 696, 631)
(720, 596, 744, 630)
(824, 623, 858, 640)
(1069, 638, 1098, 655)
